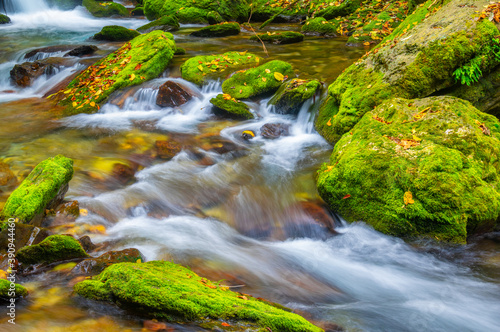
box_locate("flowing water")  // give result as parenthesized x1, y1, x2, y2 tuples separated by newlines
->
(1, 1, 500, 331)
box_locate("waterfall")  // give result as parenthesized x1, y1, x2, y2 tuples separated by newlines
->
(2, 0, 48, 14)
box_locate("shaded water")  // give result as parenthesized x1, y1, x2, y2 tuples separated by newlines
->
(1, 3, 500, 332)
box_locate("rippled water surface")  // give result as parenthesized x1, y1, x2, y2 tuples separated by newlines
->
(1, 2, 500, 332)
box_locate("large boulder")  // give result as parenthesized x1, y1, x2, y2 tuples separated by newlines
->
(82, 0, 129, 17)
(317, 96, 500, 244)
(93, 25, 140, 42)
(221, 60, 294, 99)
(55, 31, 176, 115)
(180, 51, 260, 85)
(0, 155, 74, 225)
(190, 22, 240, 38)
(143, 0, 250, 23)
(74, 260, 323, 331)
(156, 81, 192, 107)
(137, 15, 179, 33)
(316, 0, 500, 144)
(16, 234, 89, 265)
(210, 93, 254, 120)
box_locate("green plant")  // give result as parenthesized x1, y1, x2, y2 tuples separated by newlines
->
(453, 37, 500, 86)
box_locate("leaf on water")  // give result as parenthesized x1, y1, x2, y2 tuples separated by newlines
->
(404, 191, 414, 205)
(242, 130, 255, 137)
(274, 72, 284, 81)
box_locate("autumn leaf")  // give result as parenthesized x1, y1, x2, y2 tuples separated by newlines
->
(262, 77, 267, 82)
(242, 130, 255, 137)
(239, 50, 248, 56)
(265, 68, 271, 73)
(197, 65, 203, 71)
(129, 74, 136, 81)
(223, 94, 232, 100)
(404, 191, 414, 205)
(221, 323, 231, 327)
(327, 118, 332, 126)
(134, 63, 142, 70)
(72, 101, 77, 107)
(90, 102, 96, 107)
(274, 72, 284, 81)
(343, 194, 351, 199)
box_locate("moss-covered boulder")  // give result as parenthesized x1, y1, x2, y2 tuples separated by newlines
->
(316, 0, 500, 144)
(301, 17, 337, 37)
(55, 31, 176, 115)
(210, 94, 254, 120)
(180, 51, 260, 85)
(137, 15, 179, 33)
(82, 0, 129, 17)
(0, 14, 11, 24)
(72, 248, 144, 275)
(250, 31, 304, 44)
(74, 261, 323, 331)
(269, 78, 321, 114)
(316, 0, 362, 20)
(93, 25, 140, 41)
(131, 6, 144, 16)
(222, 60, 294, 99)
(190, 22, 240, 38)
(0, 279, 28, 300)
(16, 234, 89, 265)
(0, 155, 73, 225)
(143, 0, 250, 23)
(317, 96, 500, 243)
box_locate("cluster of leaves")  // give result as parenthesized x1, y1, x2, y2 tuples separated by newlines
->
(453, 38, 500, 86)
(479, 1, 500, 22)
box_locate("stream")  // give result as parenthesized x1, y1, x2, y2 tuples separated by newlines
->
(1, 1, 500, 331)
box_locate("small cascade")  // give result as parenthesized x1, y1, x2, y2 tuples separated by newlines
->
(2, 0, 48, 14)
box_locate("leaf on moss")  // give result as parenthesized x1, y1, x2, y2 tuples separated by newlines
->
(129, 74, 136, 81)
(404, 191, 414, 205)
(327, 118, 332, 126)
(197, 65, 203, 71)
(274, 72, 284, 81)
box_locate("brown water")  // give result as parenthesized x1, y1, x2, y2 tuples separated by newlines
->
(1, 5, 500, 332)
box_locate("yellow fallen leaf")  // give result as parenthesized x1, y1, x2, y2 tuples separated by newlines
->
(262, 77, 267, 82)
(129, 74, 136, 81)
(90, 102, 96, 107)
(265, 68, 271, 73)
(404, 191, 415, 205)
(327, 118, 332, 126)
(80, 209, 88, 216)
(222, 94, 232, 100)
(198, 65, 203, 71)
(274, 72, 284, 81)
(239, 50, 248, 56)
(72, 101, 77, 107)
(136, 259, 142, 263)
(242, 130, 255, 137)
(64, 89, 72, 94)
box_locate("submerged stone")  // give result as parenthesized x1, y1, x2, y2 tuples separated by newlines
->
(93, 25, 140, 41)
(16, 234, 89, 265)
(316, 0, 500, 144)
(55, 30, 176, 115)
(317, 96, 500, 244)
(269, 78, 321, 114)
(137, 15, 179, 33)
(82, 0, 129, 18)
(0, 161, 16, 188)
(210, 94, 254, 120)
(180, 51, 260, 85)
(260, 123, 290, 139)
(250, 31, 304, 44)
(73, 260, 323, 331)
(190, 22, 241, 38)
(0, 155, 74, 225)
(222, 60, 294, 99)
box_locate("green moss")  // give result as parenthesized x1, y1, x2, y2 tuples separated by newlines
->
(74, 261, 323, 331)
(17, 234, 89, 265)
(222, 60, 294, 99)
(180, 51, 260, 85)
(207, 10, 224, 24)
(131, 6, 144, 16)
(269, 78, 321, 114)
(210, 94, 254, 120)
(137, 15, 179, 33)
(317, 96, 500, 243)
(174, 47, 186, 55)
(301, 17, 337, 36)
(0, 279, 28, 299)
(82, 0, 129, 18)
(317, 2, 500, 144)
(57, 31, 175, 115)
(93, 25, 140, 41)
(317, 0, 362, 20)
(190, 22, 240, 38)
(0, 155, 73, 223)
(143, 0, 250, 23)
(250, 31, 304, 44)
(0, 14, 12, 24)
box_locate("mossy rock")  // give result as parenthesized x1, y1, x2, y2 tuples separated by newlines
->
(82, 0, 129, 17)
(180, 51, 260, 85)
(131, 6, 144, 16)
(137, 15, 179, 33)
(143, 0, 250, 23)
(56, 31, 176, 115)
(317, 0, 362, 20)
(190, 22, 240, 38)
(0, 221, 51, 255)
(0, 279, 28, 300)
(0, 155, 73, 224)
(301, 17, 337, 37)
(0, 14, 11, 24)
(250, 31, 303, 44)
(74, 261, 323, 331)
(221, 60, 294, 99)
(316, 0, 500, 144)
(210, 94, 254, 120)
(269, 78, 321, 114)
(174, 47, 186, 55)
(207, 10, 224, 24)
(16, 234, 89, 265)
(317, 96, 500, 244)
(93, 25, 140, 41)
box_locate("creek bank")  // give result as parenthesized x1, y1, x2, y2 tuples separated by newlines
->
(74, 260, 324, 331)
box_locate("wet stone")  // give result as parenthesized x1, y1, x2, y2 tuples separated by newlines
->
(71, 248, 144, 275)
(10, 61, 58, 87)
(156, 81, 192, 107)
(155, 140, 182, 159)
(260, 123, 291, 139)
